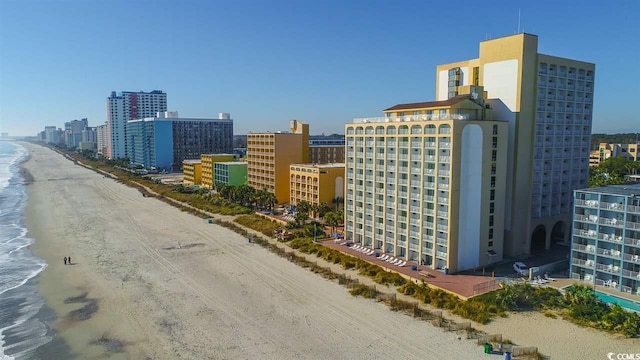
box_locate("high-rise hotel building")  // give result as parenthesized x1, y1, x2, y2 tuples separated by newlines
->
(436, 33, 595, 258)
(106, 90, 167, 159)
(345, 91, 509, 272)
(246, 120, 309, 204)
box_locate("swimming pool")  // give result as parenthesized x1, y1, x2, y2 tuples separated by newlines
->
(594, 291, 640, 312)
(563, 286, 640, 312)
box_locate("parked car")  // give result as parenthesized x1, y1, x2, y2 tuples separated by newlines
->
(513, 262, 528, 276)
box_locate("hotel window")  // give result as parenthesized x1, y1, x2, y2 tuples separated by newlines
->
(489, 203, 495, 214)
(492, 150, 497, 161)
(493, 125, 498, 135)
(489, 215, 494, 227)
(492, 137, 498, 149)
(490, 176, 496, 188)
(490, 189, 495, 201)
(488, 229, 494, 239)
(488, 241, 494, 247)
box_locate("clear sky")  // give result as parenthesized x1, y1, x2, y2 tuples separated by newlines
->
(1, 0, 639, 136)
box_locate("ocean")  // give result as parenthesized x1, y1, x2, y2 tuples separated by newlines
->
(0, 141, 52, 359)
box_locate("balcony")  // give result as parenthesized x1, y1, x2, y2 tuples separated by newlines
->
(600, 202, 624, 211)
(627, 204, 640, 213)
(595, 263, 620, 274)
(425, 142, 436, 149)
(627, 221, 640, 230)
(599, 218, 622, 227)
(423, 208, 434, 215)
(599, 233, 623, 243)
(625, 238, 640, 247)
(572, 258, 594, 267)
(437, 197, 449, 205)
(436, 251, 447, 259)
(436, 237, 447, 246)
(439, 142, 451, 149)
(623, 253, 640, 263)
(438, 156, 450, 163)
(573, 243, 595, 253)
(622, 269, 640, 279)
(439, 169, 450, 177)
(574, 229, 597, 238)
(436, 224, 448, 232)
(575, 199, 599, 207)
(437, 211, 448, 218)
(596, 248, 621, 258)
(409, 243, 419, 251)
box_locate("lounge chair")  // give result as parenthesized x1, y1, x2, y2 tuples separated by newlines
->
(399, 261, 406, 267)
(379, 254, 387, 260)
(392, 259, 402, 265)
(544, 273, 556, 282)
(386, 257, 395, 262)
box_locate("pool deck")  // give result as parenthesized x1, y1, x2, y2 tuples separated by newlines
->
(321, 240, 500, 299)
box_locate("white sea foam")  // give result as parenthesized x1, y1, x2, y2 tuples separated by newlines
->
(0, 142, 50, 358)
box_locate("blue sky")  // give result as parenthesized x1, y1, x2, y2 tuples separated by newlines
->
(1, 0, 639, 136)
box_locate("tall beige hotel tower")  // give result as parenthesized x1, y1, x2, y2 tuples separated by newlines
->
(345, 34, 595, 272)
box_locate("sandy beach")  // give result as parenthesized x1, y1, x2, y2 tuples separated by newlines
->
(21, 142, 493, 359)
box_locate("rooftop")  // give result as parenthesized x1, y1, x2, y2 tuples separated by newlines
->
(577, 183, 640, 197)
(183, 160, 202, 165)
(215, 161, 247, 166)
(383, 95, 473, 111)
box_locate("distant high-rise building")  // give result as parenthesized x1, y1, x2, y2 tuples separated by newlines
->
(96, 124, 108, 156)
(246, 120, 309, 204)
(44, 126, 59, 144)
(436, 33, 595, 257)
(126, 111, 233, 171)
(106, 90, 167, 159)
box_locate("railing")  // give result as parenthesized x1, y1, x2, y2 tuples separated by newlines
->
(627, 221, 640, 230)
(573, 214, 590, 222)
(622, 269, 640, 279)
(596, 263, 620, 274)
(423, 208, 434, 215)
(625, 238, 640, 247)
(596, 248, 622, 258)
(601, 202, 624, 211)
(439, 169, 450, 177)
(599, 218, 622, 227)
(437, 211, 448, 218)
(572, 243, 593, 253)
(623, 253, 640, 262)
(353, 113, 473, 123)
(600, 234, 623, 243)
(436, 238, 448, 246)
(627, 204, 640, 213)
(574, 229, 597, 238)
(437, 197, 449, 204)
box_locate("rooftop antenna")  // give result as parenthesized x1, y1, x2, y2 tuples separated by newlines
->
(517, 8, 521, 33)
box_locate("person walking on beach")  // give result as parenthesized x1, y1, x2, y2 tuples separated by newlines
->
(64, 257, 67, 265)
(68, 256, 71, 265)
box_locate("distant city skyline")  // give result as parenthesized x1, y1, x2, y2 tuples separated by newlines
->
(1, 0, 639, 136)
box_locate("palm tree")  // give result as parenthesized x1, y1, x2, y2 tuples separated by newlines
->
(323, 211, 341, 236)
(296, 200, 312, 217)
(316, 202, 331, 218)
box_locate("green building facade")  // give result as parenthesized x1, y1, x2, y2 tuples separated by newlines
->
(214, 162, 248, 186)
